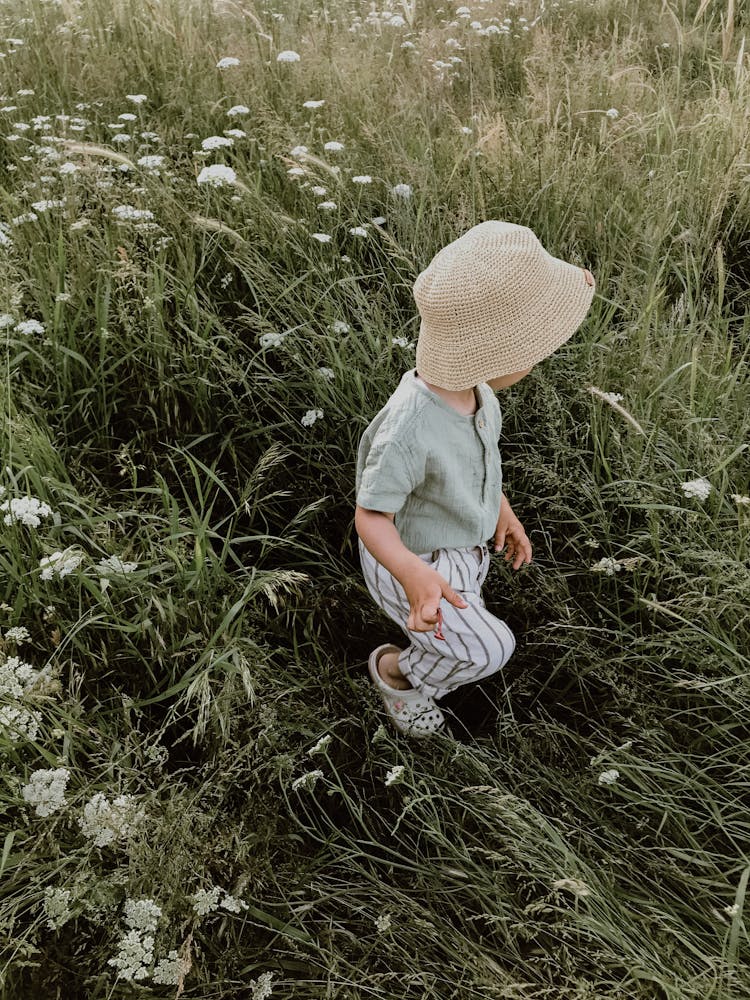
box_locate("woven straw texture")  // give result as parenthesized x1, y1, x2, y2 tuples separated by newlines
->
(413, 220, 596, 391)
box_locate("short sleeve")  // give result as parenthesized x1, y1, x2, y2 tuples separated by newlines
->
(356, 434, 422, 514)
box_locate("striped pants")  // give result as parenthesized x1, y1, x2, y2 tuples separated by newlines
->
(358, 537, 517, 701)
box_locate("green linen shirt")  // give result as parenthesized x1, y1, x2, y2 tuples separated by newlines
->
(355, 367, 503, 555)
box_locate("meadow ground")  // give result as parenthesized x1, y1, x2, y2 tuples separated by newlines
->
(1, 0, 750, 995)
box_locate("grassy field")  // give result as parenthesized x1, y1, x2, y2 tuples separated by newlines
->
(1, 0, 750, 995)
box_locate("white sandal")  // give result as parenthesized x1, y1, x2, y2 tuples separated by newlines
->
(368, 644, 447, 738)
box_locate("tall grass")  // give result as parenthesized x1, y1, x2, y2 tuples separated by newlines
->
(1, 0, 749, 995)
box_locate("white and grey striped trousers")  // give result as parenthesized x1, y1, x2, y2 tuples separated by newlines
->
(358, 537, 517, 701)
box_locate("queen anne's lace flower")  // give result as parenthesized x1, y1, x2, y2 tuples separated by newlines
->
(292, 769, 323, 791)
(598, 768, 620, 785)
(0, 704, 42, 743)
(22, 767, 70, 816)
(40, 548, 85, 580)
(1, 494, 52, 527)
(681, 477, 711, 501)
(201, 135, 233, 150)
(112, 205, 154, 222)
(97, 555, 138, 577)
(197, 164, 237, 187)
(79, 792, 147, 847)
(0, 655, 42, 697)
(591, 556, 622, 575)
(152, 949, 192, 985)
(301, 409, 323, 427)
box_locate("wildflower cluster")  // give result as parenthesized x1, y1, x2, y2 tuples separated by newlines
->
(0, 651, 49, 745)
(191, 884, 249, 915)
(78, 792, 147, 847)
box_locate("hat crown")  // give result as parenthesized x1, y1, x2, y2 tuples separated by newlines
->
(413, 221, 550, 323)
(412, 219, 596, 391)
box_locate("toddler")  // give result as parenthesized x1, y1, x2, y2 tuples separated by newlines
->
(355, 220, 596, 738)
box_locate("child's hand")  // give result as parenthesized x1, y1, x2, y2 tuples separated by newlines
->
(401, 564, 469, 632)
(494, 504, 532, 570)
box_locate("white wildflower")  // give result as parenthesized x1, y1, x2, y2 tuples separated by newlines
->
(112, 204, 154, 222)
(216, 56, 240, 68)
(351, 174, 372, 184)
(2, 627, 32, 647)
(259, 331, 287, 349)
(39, 548, 85, 580)
(220, 893, 249, 913)
(303, 99, 325, 109)
(14, 319, 45, 336)
(78, 792, 147, 847)
(590, 556, 622, 576)
(97, 555, 138, 576)
(375, 912, 392, 932)
(107, 928, 154, 981)
(290, 144, 308, 158)
(225, 128, 246, 139)
(227, 105, 250, 116)
(137, 154, 165, 169)
(22, 767, 70, 817)
(308, 733, 333, 756)
(317, 367, 335, 380)
(681, 477, 711, 502)
(276, 50, 300, 62)
(201, 134, 233, 150)
(152, 949, 191, 985)
(0, 656, 39, 698)
(192, 886, 222, 915)
(598, 768, 620, 785)
(384, 764, 405, 786)
(331, 320, 350, 335)
(0, 313, 15, 328)
(323, 140, 344, 152)
(725, 903, 740, 918)
(310, 232, 331, 243)
(318, 200, 337, 210)
(31, 199, 65, 211)
(605, 107, 619, 118)
(126, 94, 148, 104)
(197, 164, 237, 187)
(732, 494, 750, 506)
(349, 226, 368, 237)
(250, 971, 275, 999)
(0, 704, 42, 743)
(291, 769, 324, 791)
(1, 495, 52, 527)
(124, 898, 162, 933)
(43, 886, 73, 930)
(391, 336, 410, 348)
(301, 409, 323, 427)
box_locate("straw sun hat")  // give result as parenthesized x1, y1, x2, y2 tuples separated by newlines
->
(413, 220, 596, 391)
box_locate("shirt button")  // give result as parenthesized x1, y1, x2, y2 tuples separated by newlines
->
(478, 418, 485, 428)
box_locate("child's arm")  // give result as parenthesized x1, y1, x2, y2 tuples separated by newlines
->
(354, 506, 427, 588)
(355, 505, 469, 631)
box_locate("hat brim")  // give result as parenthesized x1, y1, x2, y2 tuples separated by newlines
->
(415, 255, 596, 391)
